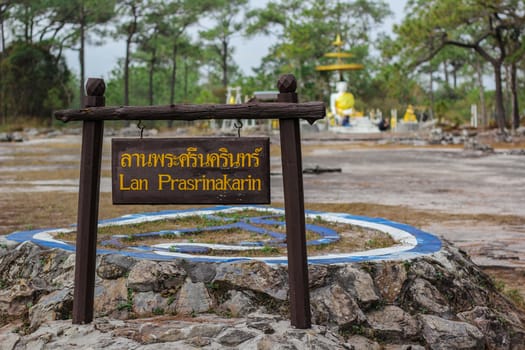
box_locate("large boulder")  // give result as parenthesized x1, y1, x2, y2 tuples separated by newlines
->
(213, 261, 288, 300)
(127, 260, 186, 293)
(419, 314, 485, 350)
(0, 240, 522, 348)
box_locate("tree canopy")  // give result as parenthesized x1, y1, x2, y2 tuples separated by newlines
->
(0, 0, 524, 131)
(0, 40, 71, 121)
(395, 0, 525, 130)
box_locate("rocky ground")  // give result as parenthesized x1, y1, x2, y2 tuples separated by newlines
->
(0, 239, 524, 349)
(0, 125, 524, 348)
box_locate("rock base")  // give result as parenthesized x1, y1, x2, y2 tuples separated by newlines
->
(0, 240, 524, 349)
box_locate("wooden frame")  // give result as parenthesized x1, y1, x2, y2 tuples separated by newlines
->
(55, 74, 325, 329)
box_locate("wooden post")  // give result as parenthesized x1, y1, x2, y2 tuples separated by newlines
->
(277, 74, 311, 329)
(73, 78, 105, 324)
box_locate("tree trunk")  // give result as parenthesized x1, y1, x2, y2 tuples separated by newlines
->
(493, 63, 506, 132)
(1, 84, 6, 124)
(184, 56, 188, 102)
(170, 45, 177, 105)
(24, 5, 30, 43)
(79, 16, 86, 107)
(475, 60, 487, 128)
(167, 45, 178, 128)
(1, 6, 9, 121)
(0, 14, 5, 54)
(124, 4, 138, 107)
(504, 65, 512, 124)
(510, 62, 520, 132)
(0, 65, 4, 123)
(148, 48, 156, 106)
(429, 67, 434, 116)
(124, 36, 131, 106)
(29, 14, 34, 43)
(443, 60, 449, 87)
(222, 39, 228, 88)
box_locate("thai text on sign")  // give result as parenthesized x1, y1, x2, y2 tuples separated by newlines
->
(112, 137, 270, 204)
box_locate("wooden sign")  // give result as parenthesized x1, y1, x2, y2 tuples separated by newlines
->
(111, 137, 270, 204)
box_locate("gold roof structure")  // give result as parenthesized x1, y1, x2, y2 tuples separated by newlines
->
(315, 34, 364, 75)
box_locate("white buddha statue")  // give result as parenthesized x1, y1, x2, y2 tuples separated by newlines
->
(330, 81, 355, 125)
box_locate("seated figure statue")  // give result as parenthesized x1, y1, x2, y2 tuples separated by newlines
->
(403, 104, 418, 123)
(330, 81, 355, 126)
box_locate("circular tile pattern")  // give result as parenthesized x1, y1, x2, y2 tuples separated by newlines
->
(7, 206, 441, 264)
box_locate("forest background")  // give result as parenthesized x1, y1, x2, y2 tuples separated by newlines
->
(0, 0, 524, 132)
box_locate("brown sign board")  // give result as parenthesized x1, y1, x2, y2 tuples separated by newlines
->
(111, 137, 270, 204)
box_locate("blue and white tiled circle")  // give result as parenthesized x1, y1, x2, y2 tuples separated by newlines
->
(7, 206, 442, 264)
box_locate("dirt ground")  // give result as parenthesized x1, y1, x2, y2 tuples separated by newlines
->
(1, 127, 524, 305)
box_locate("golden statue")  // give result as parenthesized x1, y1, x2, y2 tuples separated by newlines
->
(403, 105, 418, 123)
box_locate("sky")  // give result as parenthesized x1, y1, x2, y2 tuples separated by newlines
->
(65, 0, 408, 80)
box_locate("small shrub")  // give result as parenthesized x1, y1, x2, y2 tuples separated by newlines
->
(152, 307, 164, 316)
